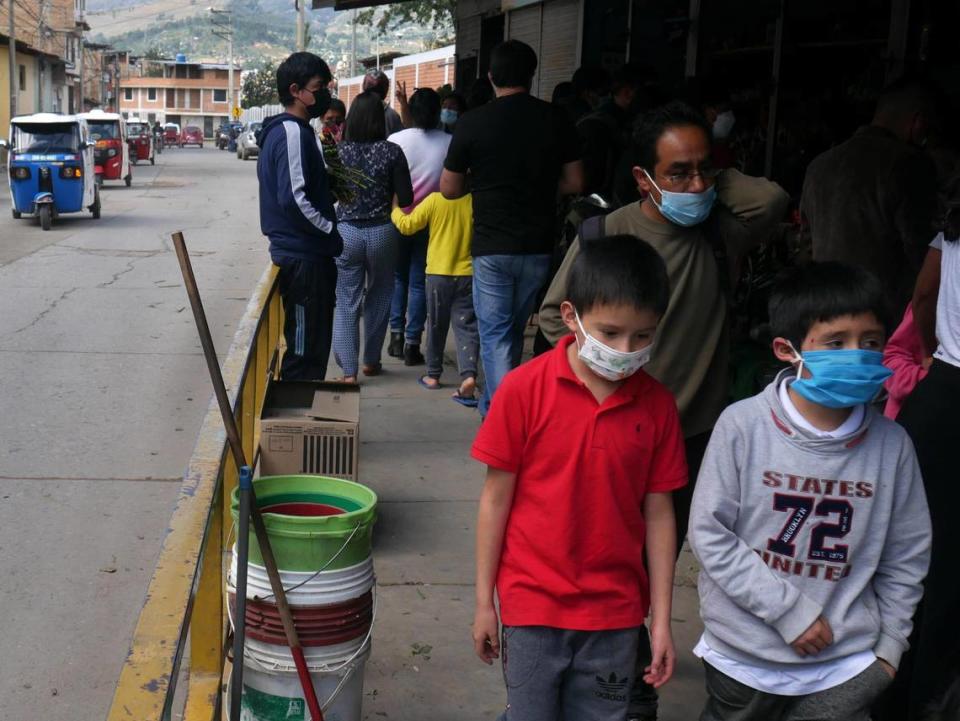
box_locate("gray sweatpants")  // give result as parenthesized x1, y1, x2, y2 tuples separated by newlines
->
(425, 274, 479, 381)
(497, 625, 641, 721)
(700, 659, 894, 721)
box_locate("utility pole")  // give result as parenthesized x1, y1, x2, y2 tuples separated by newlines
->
(210, 8, 235, 119)
(296, 0, 305, 52)
(77, 35, 84, 112)
(8, 0, 17, 121)
(350, 8, 357, 76)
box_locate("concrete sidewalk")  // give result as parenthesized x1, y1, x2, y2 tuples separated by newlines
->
(353, 348, 708, 720)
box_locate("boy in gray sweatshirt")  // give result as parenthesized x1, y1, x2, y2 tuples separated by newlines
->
(689, 262, 931, 721)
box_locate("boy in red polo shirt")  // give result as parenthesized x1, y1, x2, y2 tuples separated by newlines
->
(471, 236, 687, 721)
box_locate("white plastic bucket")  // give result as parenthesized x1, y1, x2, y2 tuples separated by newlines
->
(234, 636, 371, 721)
(229, 549, 374, 606)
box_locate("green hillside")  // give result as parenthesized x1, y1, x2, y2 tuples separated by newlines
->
(87, 0, 452, 70)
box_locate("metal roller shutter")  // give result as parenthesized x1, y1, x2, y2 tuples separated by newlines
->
(539, 0, 581, 101)
(507, 5, 543, 97)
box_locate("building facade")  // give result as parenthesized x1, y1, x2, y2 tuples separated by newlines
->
(1, 0, 89, 139)
(118, 59, 243, 137)
(336, 45, 455, 110)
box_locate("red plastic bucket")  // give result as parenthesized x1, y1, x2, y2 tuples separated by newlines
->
(229, 590, 373, 647)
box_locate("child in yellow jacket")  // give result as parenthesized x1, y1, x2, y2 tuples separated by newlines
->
(392, 192, 479, 406)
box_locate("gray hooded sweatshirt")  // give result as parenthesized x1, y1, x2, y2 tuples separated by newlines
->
(689, 371, 931, 670)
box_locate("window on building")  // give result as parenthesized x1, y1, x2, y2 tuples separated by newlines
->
(19, 65, 26, 92)
(213, 88, 227, 103)
(124, 87, 133, 101)
(148, 88, 157, 101)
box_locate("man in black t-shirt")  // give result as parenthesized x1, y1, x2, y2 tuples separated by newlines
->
(440, 39, 583, 416)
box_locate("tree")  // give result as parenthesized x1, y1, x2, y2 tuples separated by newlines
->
(242, 62, 280, 108)
(142, 47, 165, 78)
(356, 1, 456, 39)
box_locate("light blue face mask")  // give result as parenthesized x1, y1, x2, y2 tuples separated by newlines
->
(440, 108, 459, 127)
(789, 346, 893, 409)
(644, 170, 717, 227)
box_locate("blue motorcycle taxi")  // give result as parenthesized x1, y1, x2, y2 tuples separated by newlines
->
(1, 113, 101, 231)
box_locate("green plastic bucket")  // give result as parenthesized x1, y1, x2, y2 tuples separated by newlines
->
(231, 475, 377, 572)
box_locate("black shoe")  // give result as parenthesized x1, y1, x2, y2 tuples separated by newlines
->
(387, 332, 404, 358)
(403, 344, 425, 366)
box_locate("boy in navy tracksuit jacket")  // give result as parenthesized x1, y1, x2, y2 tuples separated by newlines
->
(257, 52, 341, 380)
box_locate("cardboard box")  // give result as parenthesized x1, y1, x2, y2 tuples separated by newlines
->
(259, 381, 360, 481)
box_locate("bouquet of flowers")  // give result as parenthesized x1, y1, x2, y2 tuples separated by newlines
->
(318, 124, 370, 205)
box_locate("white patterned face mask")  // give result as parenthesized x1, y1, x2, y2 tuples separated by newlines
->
(574, 311, 653, 381)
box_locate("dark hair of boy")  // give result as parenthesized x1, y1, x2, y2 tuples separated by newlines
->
(409, 87, 442, 129)
(631, 100, 712, 171)
(344, 91, 387, 143)
(362, 69, 390, 100)
(443, 91, 467, 113)
(327, 98, 346, 116)
(276, 52, 332, 106)
(768, 261, 893, 349)
(567, 235, 670, 317)
(489, 40, 538, 89)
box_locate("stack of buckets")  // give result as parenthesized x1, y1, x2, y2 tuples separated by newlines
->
(228, 475, 378, 721)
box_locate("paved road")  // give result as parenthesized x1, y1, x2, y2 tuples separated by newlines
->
(0, 146, 270, 721)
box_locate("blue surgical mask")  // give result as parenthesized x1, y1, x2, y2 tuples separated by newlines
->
(644, 170, 717, 227)
(440, 108, 459, 127)
(788, 345, 893, 409)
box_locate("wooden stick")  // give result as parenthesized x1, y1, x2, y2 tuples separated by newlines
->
(172, 232, 325, 721)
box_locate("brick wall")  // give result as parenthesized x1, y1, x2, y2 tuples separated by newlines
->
(393, 65, 416, 98)
(417, 62, 448, 92)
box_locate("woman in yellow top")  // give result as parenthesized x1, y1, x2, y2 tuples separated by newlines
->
(392, 191, 479, 406)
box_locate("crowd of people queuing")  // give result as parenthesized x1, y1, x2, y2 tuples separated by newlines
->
(256, 41, 959, 721)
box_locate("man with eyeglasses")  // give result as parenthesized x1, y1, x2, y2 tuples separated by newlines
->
(539, 101, 789, 721)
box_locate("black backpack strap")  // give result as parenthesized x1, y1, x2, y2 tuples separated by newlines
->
(578, 214, 607, 244)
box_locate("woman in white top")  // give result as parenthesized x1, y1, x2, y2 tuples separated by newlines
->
(386, 88, 452, 364)
(891, 170, 960, 719)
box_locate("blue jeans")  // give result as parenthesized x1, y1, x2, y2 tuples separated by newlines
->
(472, 254, 550, 416)
(389, 228, 428, 344)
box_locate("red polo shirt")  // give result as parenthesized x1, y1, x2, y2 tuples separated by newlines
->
(472, 335, 688, 630)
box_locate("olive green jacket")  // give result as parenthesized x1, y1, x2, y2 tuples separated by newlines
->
(539, 169, 790, 438)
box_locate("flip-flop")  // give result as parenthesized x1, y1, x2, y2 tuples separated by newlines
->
(418, 376, 442, 390)
(451, 391, 479, 408)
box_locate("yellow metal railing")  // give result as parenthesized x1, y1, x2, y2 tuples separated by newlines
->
(106, 263, 283, 721)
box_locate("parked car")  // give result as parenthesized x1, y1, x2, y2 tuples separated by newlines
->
(237, 122, 262, 161)
(163, 123, 180, 146)
(180, 126, 204, 148)
(217, 122, 243, 150)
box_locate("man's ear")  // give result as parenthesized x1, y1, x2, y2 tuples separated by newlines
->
(633, 166, 653, 195)
(772, 337, 798, 364)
